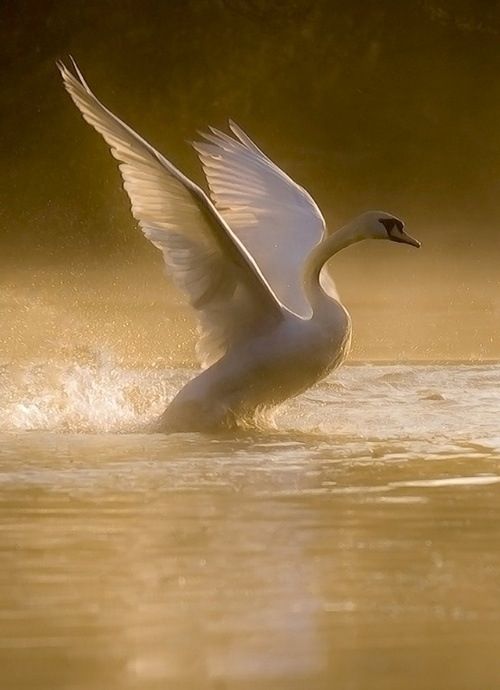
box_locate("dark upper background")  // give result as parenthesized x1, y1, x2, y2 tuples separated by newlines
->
(2, 0, 500, 256)
(0, 0, 499, 359)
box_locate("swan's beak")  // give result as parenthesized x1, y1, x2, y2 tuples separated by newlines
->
(398, 230, 421, 248)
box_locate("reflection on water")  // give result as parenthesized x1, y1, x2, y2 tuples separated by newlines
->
(1, 362, 500, 689)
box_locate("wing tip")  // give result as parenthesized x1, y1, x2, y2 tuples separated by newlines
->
(228, 119, 245, 139)
(57, 55, 92, 94)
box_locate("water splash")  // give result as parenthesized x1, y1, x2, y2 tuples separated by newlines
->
(0, 353, 499, 457)
(0, 349, 185, 433)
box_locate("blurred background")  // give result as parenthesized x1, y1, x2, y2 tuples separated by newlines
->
(1, 0, 499, 362)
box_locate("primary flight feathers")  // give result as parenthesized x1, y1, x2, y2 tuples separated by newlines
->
(59, 60, 296, 367)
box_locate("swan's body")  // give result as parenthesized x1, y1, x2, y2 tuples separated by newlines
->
(157, 291, 351, 431)
(59, 61, 420, 433)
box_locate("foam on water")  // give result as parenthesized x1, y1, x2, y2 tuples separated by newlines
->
(0, 350, 499, 459)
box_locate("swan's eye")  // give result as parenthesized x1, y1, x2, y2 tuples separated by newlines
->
(379, 217, 398, 235)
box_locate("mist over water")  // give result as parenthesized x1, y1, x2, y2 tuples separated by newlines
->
(1, 262, 499, 446)
(2, 259, 499, 366)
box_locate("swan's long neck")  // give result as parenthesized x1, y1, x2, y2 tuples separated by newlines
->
(303, 218, 366, 316)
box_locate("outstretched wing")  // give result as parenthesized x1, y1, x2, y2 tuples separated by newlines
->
(59, 61, 283, 367)
(193, 122, 337, 317)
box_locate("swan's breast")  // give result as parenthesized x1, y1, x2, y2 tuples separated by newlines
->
(225, 310, 351, 403)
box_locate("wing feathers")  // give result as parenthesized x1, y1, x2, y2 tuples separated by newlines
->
(194, 124, 330, 316)
(59, 61, 283, 367)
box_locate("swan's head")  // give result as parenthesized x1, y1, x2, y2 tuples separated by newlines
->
(362, 211, 421, 248)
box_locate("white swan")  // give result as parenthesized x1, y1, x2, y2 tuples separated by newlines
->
(59, 61, 420, 433)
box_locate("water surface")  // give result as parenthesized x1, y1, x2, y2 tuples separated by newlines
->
(1, 363, 500, 689)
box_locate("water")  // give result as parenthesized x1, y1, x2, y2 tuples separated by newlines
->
(1, 360, 500, 689)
